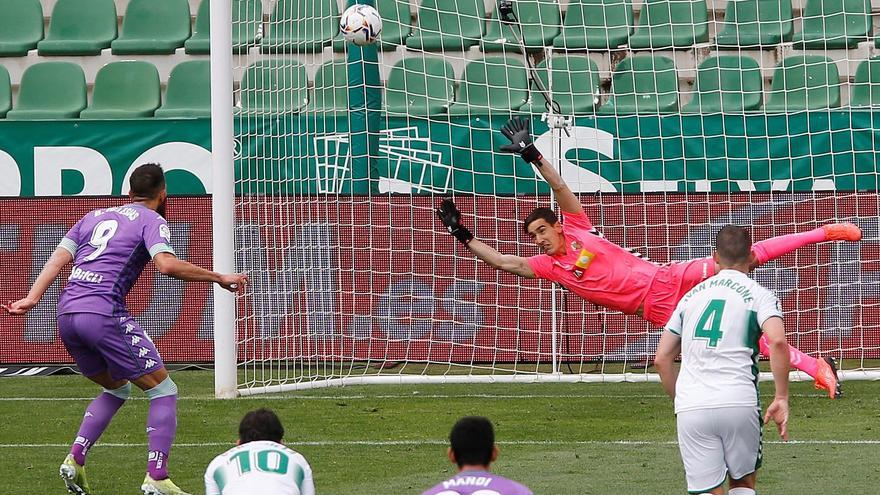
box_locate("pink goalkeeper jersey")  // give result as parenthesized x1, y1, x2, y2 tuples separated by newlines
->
(526, 210, 660, 316)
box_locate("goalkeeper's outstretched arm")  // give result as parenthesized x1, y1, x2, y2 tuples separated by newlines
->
(436, 199, 535, 279)
(499, 117, 585, 217)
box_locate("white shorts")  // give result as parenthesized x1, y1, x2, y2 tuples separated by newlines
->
(676, 406, 762, 493)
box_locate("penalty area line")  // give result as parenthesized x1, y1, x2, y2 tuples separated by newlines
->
(0, 393, 835, 401)
(2, 439, 880, 448)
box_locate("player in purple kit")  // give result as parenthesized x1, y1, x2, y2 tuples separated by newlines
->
(2, 164, 248, 495)
(422, 416, 533, 495)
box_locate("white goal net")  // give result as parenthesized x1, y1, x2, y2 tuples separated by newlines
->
(215, 0, 880, 395)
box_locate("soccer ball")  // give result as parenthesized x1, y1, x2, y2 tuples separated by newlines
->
(339, 4, 383, 46)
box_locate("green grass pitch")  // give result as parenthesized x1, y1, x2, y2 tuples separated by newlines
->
(2, 371, 879, 494)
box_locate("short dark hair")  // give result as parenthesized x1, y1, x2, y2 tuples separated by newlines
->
(523, 207, 558, 233)
(449, 416, 494, 467)
(715, 225, 753, 266)
(129, 163, 166, 199)
(239, 408, 285, 444)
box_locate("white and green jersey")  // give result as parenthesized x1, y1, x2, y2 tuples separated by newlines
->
(665, 269, 782, 414)
(204, 441, 315, 495)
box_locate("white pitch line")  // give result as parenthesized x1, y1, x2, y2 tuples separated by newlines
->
(0, 393, 837, 401)
(2, 439, 880, 448)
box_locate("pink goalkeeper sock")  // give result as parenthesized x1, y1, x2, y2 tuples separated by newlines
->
(758, 334, 819, 378)
(751, 228, 827, 265)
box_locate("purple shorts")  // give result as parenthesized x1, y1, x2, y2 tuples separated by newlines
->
(57, 313, 165, 381)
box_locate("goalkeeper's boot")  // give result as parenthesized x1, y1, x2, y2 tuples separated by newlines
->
(823, 223, 862, 242)
(814, 356, 842, 400)
(59, 454, 91, 495)
(141, 475, 192, 495)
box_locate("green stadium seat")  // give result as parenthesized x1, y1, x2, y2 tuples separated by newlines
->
(599, 55, 678, 114)
(239, 59, 309, 113)
(763, 55, 840, 112)
(405, 0, 485, 51)
(155, 61, 211, 118)
(111, 0, 191, 55)
(6, 62, 86, 119)
(794, 0, 871, 49)
(186, 0, 262, 54)
(628, 0, 709, 49)
(481, 0, 561, 52)
(0, 0, 43, 56)
(848, 57, 880, 107)
(80, 61, 160, 119)
(447, 56, 529, 115)
(552, 0, 632, 50)
(385, 56, 455, 116)
(37, 0, 116, 55)
(334, 0, 412, 52)
(682, 56, 762, 113)
(305, 60, 348, 113)
(261, 0, 338, 53)
(715, 0, 792, 48)
(0, 65, 10, 118)
(520, 55, 599, 115)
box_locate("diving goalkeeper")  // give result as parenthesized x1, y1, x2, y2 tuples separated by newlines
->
(436, 117, 861, 399)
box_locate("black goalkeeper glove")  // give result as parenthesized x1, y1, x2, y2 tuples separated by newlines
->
(499, 116, 543, 165)
(435, 199, 474, 245)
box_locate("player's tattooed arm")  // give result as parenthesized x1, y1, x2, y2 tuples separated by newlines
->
(2, 247, 73, 315)
(153, 253, 248, 292)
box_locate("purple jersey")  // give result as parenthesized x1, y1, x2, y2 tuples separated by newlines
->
(57, 204, 175, 316)
(421, 470, 533, 495)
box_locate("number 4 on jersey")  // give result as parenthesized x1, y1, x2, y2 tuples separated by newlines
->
(694, 299, 725, 348)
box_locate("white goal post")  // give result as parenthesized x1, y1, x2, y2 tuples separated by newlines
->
(212, 0, 880, 397)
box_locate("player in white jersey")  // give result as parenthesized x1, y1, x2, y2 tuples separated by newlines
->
(205, 409, 315, 495)
(654, 225, 790, 495)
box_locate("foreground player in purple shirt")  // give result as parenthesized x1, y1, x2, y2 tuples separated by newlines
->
(422, 417, 533, 495)
(3, 164, 247, 495)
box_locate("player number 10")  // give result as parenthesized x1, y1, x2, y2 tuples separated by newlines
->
(230, 449, 290, 476)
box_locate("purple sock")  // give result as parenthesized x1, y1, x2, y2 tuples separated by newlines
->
(146, 394, 177, 480)
(70, 392, 126, 465)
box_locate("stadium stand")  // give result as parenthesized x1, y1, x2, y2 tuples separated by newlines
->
(405, 0, 485, 51)
(185, 0, 262, 54)
(80, 61, 160, 118)
(682, 56, 763, 112)
(303, 59, 345, 112)
(305, 59, 348, 113)
(793, 0, 871, 49)
(519, 55, 600, 115)
(552, 0, 633, 50)
(599, 55, 678, 114)
(764, 55, 842, 111)
(447, 56, 529, 115)
(261, 0, 338, 53)
(38, 0, 116, 56)
(111, 0, 191, 55)
(628, 0, 710, 49)
(239, 59, 309, 113)
(480, 0, 562, 53)
(0, 0, 43, 57)
(850, 56, 880, 107)
(154, 60, 210, 118)
(715, 0, 793, 48)
(6, 61, 86, 119)
(385, 56, 456, 116)
(334, 0, 412, 52)
(3, 0, 880, 117)
(0, 64, 10, 118)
